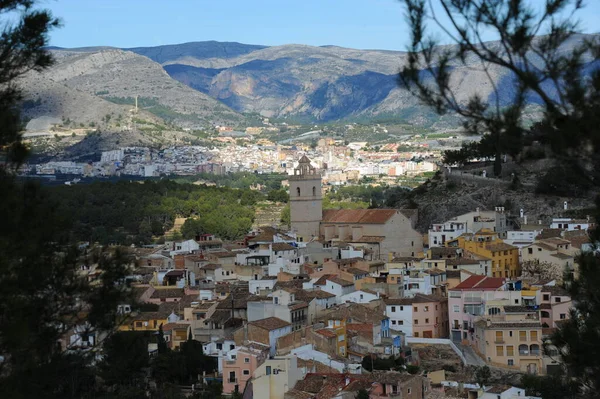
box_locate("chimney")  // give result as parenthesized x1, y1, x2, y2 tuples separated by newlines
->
(524, 215, 528, 225)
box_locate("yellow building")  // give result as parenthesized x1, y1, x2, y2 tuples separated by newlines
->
(118, 312, 169, 332)
(473, 309, 543, 374)
(451, 229, 519, 278)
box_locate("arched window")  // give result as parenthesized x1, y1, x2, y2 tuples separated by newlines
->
(519, 344, 528, 355)
(488, 307, 501, 316)
(312, 186, 316, 196)
(540, 311, 550, 318)
(530, 344, 540, 355)
(296, 187, 301, 197)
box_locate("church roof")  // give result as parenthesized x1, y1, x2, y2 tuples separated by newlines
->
(322, 209, 399, 224)
(298, 155, 312, 164)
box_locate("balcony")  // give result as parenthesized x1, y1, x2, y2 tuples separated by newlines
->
(494, 339, 505, 344)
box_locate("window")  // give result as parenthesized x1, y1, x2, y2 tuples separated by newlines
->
(243, 370, 250, 375)
(425, 318, 429, 323)
(543, 294, 550, 301)
(407, 388, 412, 394)
(216, 343, 223, 350)
(528, 248, 533, 254)
(414, 332, 419, 337)
(392, 320, 396, 325)
(400, 306, 404, 311)
(435, 305, 438, 310)
(519, 331, 527, 342)
(555, 297, 562, 303)
(391, 306, 396, 312)
(398, 321, 404, 325)
(509, 331, 513, 337)
(274, 297, 279, 304)
(424, 306, 429, 312)
(508, 359, 514, 366)
(507, 346, 514, 356)
(338, 334, 345, 342)
(495, 331, 503, 342)
(414, 319, 418, 325)
(530, 331, 538, 341)
(496, 346, 504, 356)
(560, 313, 566, 320)
(414, 307, 418, 312)
(266, 366, 271, 375)
(296, 187, 300, 196)
(230, 344, 235, 350)
(453, 305, 460, 313)
(244, 357, 250, 363)
(312, 186, 316, 196)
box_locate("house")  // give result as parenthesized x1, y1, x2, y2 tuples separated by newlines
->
(472, 312, 543, 374)
(340, 289, 379, 304)
(162, 323, 191, 350)
(169, 239, 200, 256)
(448, 275, 521, 343)
(451, 229, 520, 278)
(428, 220, 468, 248)
(147, 287, 186, 304)
(314, 320, 348, 357)
(252, 355, 303, 399)
(248, 317, 293, 356)
(537, 285, 572, 330)
(319, 276, 356, 297)
(249, 276, 278, 295)
(247, 289, 310, 332)
(478, 385, 541, 399)
(384, 294, 448, 338)
(321, 209, 423, 259)
(369, 372, 429, 399)
(550, 217, 594, 232)
(222, 343, 270, 395)
(521, 238, 575, 279)
(319, 302, 390, 344)
(449, 208, 508, 238)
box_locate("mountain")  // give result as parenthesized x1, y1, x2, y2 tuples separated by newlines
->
(128, 35, 596, 124)
(20, 35, 598, 133)
(20, 47, 246, 130)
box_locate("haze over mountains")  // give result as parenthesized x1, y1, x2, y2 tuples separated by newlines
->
(22, 35, 597, 130)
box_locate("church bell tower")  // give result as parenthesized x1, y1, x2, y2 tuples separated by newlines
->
(289, 155, 322, 242)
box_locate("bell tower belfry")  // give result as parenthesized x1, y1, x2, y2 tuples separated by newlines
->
(289, 155, 322, 242)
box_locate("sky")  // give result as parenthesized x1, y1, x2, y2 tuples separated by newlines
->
(42, 0, 600, 50)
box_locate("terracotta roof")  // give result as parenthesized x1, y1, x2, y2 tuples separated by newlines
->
(289, 301, 309, 310)
(345, 267, 369, 276)
(327, 276, 354, 287)
(391, 256, 423, 262)
(371, 371, 419, 385)
(272, 242, 296, 252)
(569, 235, 592, 249)
(207, 251, 235, 258)
(294, 289, 336, 301)
(321, 303, 387, 323)
(150, 288, 185, 299)
(486, 242, 517, 252)
(451, 275, 504, 290)
(249, 317, 291, 330)
(385, 293, 445, 305)
(333, 257, 363, 265)
(543, 285, 570, 297)
(322, 209, 399, 224)
(540, 237, 571, 246)
(536, 229, 563, 239)
(351, 235, 385, 243)
(315, 328, 337, 338)
(314, 274, 336, 286)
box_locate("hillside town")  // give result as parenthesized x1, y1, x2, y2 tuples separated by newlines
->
(64, 156, 595, 399)
(24, 137, 439, 185)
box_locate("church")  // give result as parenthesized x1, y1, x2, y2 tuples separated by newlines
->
(289, 156, 423, 260)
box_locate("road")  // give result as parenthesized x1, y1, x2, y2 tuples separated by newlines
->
(456, 342, 486, 366)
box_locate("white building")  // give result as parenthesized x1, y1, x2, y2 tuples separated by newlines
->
(340, 290, 379, 304)
(550, 217, 593, 232)
(428, 220, 467, 248)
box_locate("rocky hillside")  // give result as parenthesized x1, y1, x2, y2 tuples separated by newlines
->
(20, 48, 246, 130)
(130, 35, 597, 124)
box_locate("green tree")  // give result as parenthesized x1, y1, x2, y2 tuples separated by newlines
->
(400, 1, 600, 396)
(100, 331, 150, 388)
(399, 0, 600, 180)
(474, 365, 491, 389)
(356, 388, 370, 399)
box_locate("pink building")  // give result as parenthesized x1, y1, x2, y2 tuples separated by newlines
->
(222, 343, 269, 395)
(448, 275, 513, 343)
(538, 285, 572, 329)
